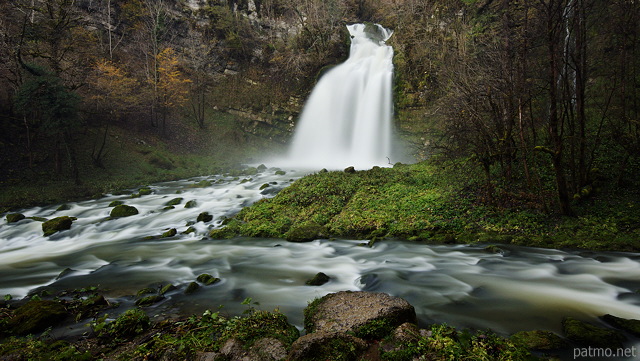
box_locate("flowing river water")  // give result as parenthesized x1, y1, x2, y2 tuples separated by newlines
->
(1, 167, 640, 348)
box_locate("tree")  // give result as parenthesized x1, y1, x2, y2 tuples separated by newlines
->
(14, 66, 82, 183)
(155, 47, 191, 135)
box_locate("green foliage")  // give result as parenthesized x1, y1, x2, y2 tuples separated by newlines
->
(98, 308, 151, 343)
(381, 324, 533, 361)
(15, 68, 81, 134)
(0, 337, 92, 361)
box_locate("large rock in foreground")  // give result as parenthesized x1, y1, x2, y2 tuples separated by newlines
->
(304, 291, 417, 335)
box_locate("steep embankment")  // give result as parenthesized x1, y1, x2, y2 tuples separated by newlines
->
(211, 160, 640, 252)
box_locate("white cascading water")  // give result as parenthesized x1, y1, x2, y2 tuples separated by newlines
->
(283, 23, 395, 169)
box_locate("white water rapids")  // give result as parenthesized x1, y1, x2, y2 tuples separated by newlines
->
(1, 168, 640, 343)
(279, 24, 395, 169)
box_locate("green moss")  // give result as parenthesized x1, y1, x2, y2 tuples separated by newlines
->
(136, 287, 156, 297)
(303, 297, 324, 332)
(8, 300, 68, 335)
(135, 295, 164, 307)
(160, 284, 177, 295)
(305, 272, 330, 286)
(197, 212, 213, 223)
(42, 216, 77, 236)
(161, 228, 177, 237)
(286, 222, 328, 242)
(100, 308, 150, 342)
(562, 317, 626, 348)
(510, 330, 568, 350)
(354, 318, 395, 340)
(56, 204, 71, 211)
(601, 314, 640, 337)
(6, 213, 25, 223)
(184, 200, 198, 208)
(165, 197, 183, 206)
(110, 204, 139, 218)
(108, 200, 124, 207)
(185, 282, 200, 294)
(196, 274, 221, 285)
(138, 187, 152, 195)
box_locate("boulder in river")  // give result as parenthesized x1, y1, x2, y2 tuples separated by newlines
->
(601, 314, 640, 337)
(6, 213, 25, 223)
(110, 205, 139, 218)
(305, 272, 330, 286)
(304, 291, 417, 335)
(42, 216, 77, 236)
(562, 317, 626, 348)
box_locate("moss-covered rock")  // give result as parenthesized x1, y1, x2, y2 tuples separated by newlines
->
(197, 212, 213, 223)
(182, 226, 196, 234)
(110, 205, 139, 218)
(288, 331, 367, 361)
(161, 228, 177, 238)
(285, 222, 327, 242)
(138, 187, 152, 195)
(185, 200, 198, 208)
(562, 317, 626, 348)
(135, 295, 164, 307)
(136, 288, 156, 297)
(108, 200, 124, 207)
(185, 282, 200, 294)
(100, 308, 150, 341)
(6, 213, 25, 223)
(165, 197, 183, 206)
(275, 170, 286, 176)
(344, 166, 356, 174)
(42, 216, 77, 236)
(511, 330, 568, 350)
(196, 274, 221, 285)
(305, 272, 330, 286)
(601, 314, 640, 337)
(56, 204, 71, 211)
(8, 300, 68, 335)
(160, 284, 177, 295)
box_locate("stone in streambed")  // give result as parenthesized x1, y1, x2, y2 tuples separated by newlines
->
(185, 282, 200, 294)
(160, 284, 177, 295)
(42, 216, 77, 236)
(197, 212, 213, 223)
(288, 331, 367, 361)
(601, 314, 640, 337)
(510, 330, 568, 350)
(304, 291, 417, 335)
(110, 204, 138, 218)
(161, 228, 177, 238)
(562, 317, 626, 348)
(285, 222, 327, 242)
(165, 197, 183, 206)
(8, 300, 68, 335)
(185, 200, 198, 208)
(135, 295, 164, 306)
(197, 274, 220, 285)
(6, 213, 25, 223)
(305, 272, 330, 286)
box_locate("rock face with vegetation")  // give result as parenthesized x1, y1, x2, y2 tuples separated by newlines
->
(110, 205, 139, 218)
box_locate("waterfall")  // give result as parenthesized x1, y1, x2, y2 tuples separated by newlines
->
(283, 23, 395, 170)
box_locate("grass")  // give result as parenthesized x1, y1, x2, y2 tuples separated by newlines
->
(212, 157, 640, 252)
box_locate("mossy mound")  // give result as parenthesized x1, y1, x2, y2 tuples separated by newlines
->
(196, 274, 220, 285)
(8, 300, 68, 335)
(511, 330, 568, 350)
(601, 314, 640, 337)
(161, 228, 177, 238)
(184, 200, 197, 208)
(135, 295, 164, 307)
(42, 216, 77, 236)
(110, 205, 139, 218)
(305, 272, 330, 286)
(6, 213, 25, 223)
(562, 317, 626, 348)
(285, 222, 328, 242)
(185, 282, 200, 294)
(197, 212, 213, 223)
(108, 200, 124, 207)
(165, 197, 183, 206)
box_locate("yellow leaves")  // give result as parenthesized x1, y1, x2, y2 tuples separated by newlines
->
(90, 60, 139, 109)
(155, 47, 191, 109)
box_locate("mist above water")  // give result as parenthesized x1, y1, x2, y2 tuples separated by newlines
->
(277, 23, 395, 170)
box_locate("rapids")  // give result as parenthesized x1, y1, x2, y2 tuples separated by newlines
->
(1, 168, 640, 343)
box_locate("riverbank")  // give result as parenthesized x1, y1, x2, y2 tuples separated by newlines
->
(211, 158, 640, 252)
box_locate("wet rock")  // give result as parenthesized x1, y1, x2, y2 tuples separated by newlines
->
(6, 213, 25, 223)
(56, 204, 71, 211)
(110, 205, 139, 218)
(601, 314, 640, 337)
(197, 212, 213, 223)
(8, 300, 68, 335)
(138, 187, 152, 195)
(562, 317, 626, 348)
(260, 183, 270, 190)
(165, 197, 183, 206)
(250, 337, 288, 361)
(135, 295, 164, 307)
(136, 288, 156, 297)
(42, 216, 76, 236)
(197, 274, 221, 285)
(161, 228, 177, 238)
(160, 284, 177, 295)
(108, 200, 124, 207)
(285, 222, 327, 242)
(288, 331, 367, 361)
(510, 330, 568, 350)
(304, 291, 417, 335)
(185, 282, 200, 294)
(305, 272, 330, 286)
(56, 267, 75, 279)
(380, 323, 422, 354)
(185, 200, 198, 208)
(344, 166, 356, 174)
(275, 170, 286, 176)
(257, 164, 267, 171)
(182, 226, 197, 234)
